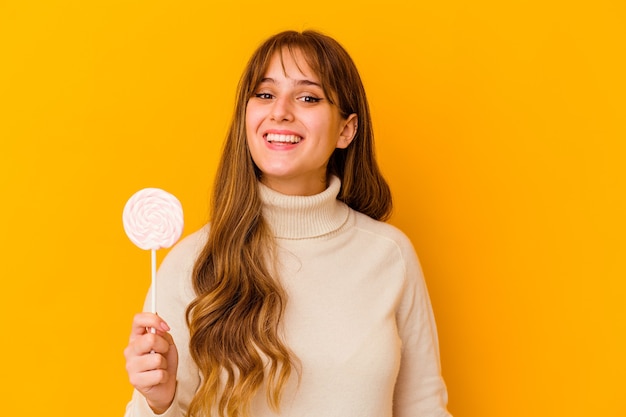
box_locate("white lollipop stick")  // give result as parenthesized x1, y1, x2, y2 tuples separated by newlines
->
(123, 188, 184, 316)
(151, 249, 157, 314)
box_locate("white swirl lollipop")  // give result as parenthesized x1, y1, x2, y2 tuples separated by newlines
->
(123, 188, 184, 314)
(123, 188, 184, 250)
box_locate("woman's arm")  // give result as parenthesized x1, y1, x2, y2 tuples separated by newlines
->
(124, 228, 207, 417)
(393, 239, 452, 417)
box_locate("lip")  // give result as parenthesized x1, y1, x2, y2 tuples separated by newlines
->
(263, 129, 303, 138)
(262, 129, 304, 149)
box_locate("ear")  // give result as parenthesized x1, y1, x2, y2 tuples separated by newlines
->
(336, 113, 358, 149)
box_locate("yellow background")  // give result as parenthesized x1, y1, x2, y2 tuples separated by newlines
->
(1, 0, 624, 416)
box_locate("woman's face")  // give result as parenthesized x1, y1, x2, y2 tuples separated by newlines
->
(245, 48, 357, 196)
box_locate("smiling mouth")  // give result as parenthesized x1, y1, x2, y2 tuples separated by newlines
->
(265, 133, 302, 144)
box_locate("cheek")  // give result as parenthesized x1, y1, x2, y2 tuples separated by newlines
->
(244, 104, 255, 132)
(314, 110, 341, 136)
(245, 103, 264, 131)
(244, 107, 253, 131)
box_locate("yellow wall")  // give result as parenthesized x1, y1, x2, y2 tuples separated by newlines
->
(1, 1, 624, 415)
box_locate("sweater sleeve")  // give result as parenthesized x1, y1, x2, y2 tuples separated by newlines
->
(123, 228, 207, 417)
(393, 237, 452, 417)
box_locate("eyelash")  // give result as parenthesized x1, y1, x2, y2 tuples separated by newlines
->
(253, 93, 323, 103)
(300, 96, 322, 103)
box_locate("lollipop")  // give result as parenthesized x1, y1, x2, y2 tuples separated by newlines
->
(123, 188, 184, 314)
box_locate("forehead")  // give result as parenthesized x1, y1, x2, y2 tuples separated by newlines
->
(263, 47, 320, 82)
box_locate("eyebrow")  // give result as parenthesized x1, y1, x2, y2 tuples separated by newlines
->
(259, 77, 322, 88)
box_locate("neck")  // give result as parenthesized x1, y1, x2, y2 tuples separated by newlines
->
(260, 174, 328, 196)
(259, 176, 350, 239)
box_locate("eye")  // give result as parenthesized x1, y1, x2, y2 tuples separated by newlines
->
(254, 93, 274, 100)
(298, 96, 322, 103)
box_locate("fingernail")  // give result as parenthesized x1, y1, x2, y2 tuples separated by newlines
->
(161, 321, 171, 331)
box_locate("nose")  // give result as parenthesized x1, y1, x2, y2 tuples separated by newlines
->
(270, 96, 293, 122)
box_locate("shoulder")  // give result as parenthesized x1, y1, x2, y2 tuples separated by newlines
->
(352, 211, 416, 254)
(351, 211, 424, 282)
(161, 224, 210, 268)
(156, 224, 209, 297)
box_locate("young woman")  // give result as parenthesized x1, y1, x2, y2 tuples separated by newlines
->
(124, 30, 451, 417)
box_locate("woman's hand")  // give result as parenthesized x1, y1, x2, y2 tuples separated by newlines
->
(124, 313, 179, 414)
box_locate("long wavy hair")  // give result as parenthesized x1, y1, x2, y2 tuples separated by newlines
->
(185, 30, 392, 417)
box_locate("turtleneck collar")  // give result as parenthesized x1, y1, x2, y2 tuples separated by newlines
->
(258, 176, 351, 239)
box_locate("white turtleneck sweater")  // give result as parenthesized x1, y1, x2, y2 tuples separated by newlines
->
(125, 176, 451, 417)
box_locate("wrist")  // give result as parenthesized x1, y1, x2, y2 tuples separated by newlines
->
(146, 384, 176, 416)
(147, 399, 173, 415)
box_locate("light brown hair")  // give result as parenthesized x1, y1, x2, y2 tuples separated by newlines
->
(186, 30, 392, 417)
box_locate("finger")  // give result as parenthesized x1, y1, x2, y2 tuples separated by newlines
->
(156, 329, 175, 346)
(128, 368, 173, 391)
(126, 349, 169, 374)
(131, 312, 171, 333)
(129, 313, 170, 339)
(127, 332, 173, 357)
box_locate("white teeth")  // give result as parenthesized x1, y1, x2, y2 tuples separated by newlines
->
(266, 133, 302, 144)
